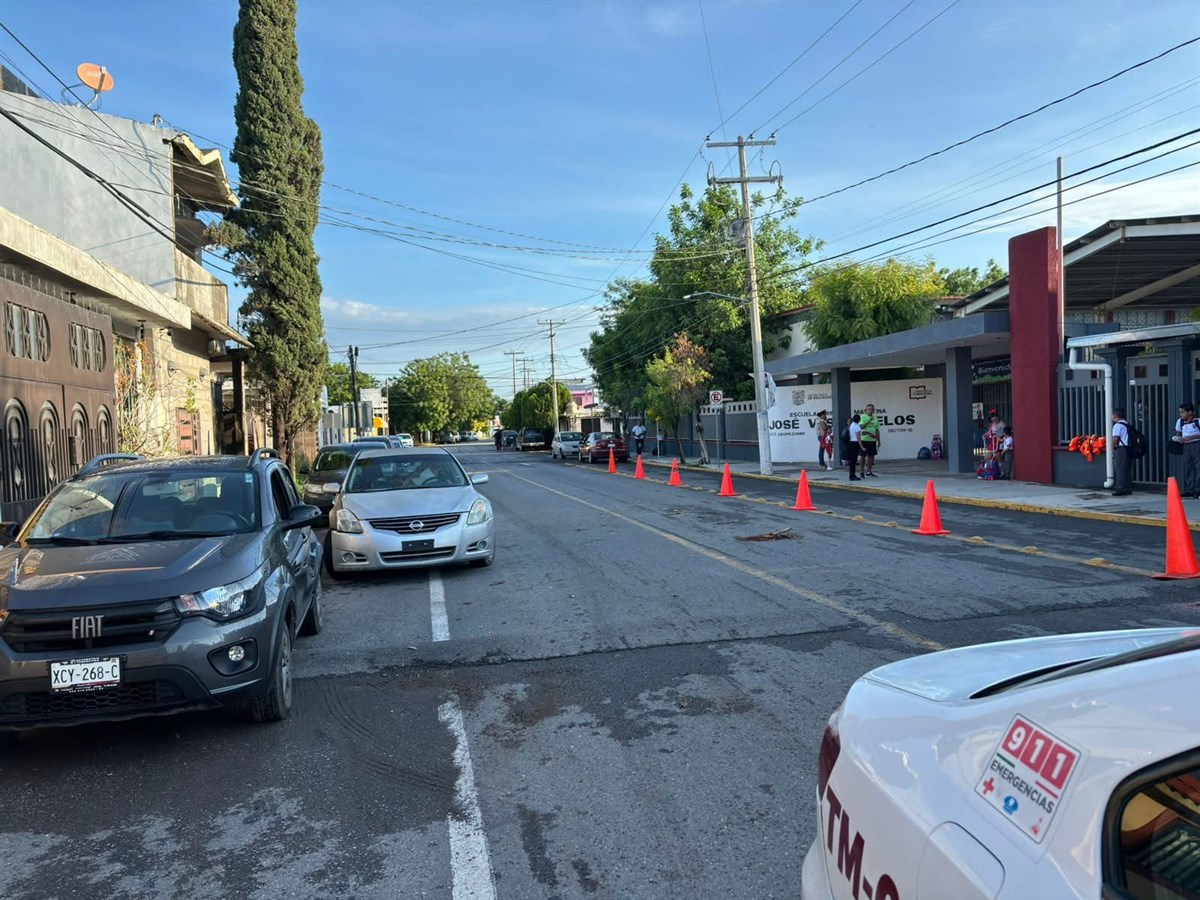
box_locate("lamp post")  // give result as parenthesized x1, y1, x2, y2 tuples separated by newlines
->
(683, 291, 773, 476)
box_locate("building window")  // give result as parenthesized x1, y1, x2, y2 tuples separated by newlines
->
(97, 406, 113, 454)
(40, 402, 60, 486)
(4, 400, 29, 496)
(68, 322, 106, 372)
(3, 302, 50, 362)
(70, 404, 90, 468)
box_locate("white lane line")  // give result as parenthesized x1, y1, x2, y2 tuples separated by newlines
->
(429, 569, 450, 642)
(440, 699, 497, 900)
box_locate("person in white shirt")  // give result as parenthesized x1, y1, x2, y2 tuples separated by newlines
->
(999, 426, 1014, 480)
(847, 415, 863, 482)
(1175, 402, 1200, 498)
(1111, 408, 1132, 497)
(631, 422, 647, 457)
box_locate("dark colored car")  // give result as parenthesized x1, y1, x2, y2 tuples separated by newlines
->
(303, 443, 361, 516)
(579, 432, 628, 463)
(0, 450, 323, 734)
(502, 430, 518, 449)
(518, 428, 547, 451)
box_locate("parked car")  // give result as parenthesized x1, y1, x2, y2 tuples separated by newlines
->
(304, 443, 361, 517)
(551, 431, 584, 459)
(579, 432, 628, 463)
(353, 435, 391, 449)
(326, 448, 494, 576)
(0, 450, 324, 734)
(395, 433, 414, 448)
(518, 428, 547, 451)
(801, 628, 1200, 900)
(502, 430, 518, 449)
(435, 431, 460, 444)
(458, 431, 479, 443)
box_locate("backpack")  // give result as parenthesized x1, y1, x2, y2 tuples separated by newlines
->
(917, 447, 931, 460)
(1126, 423, 1148, 460)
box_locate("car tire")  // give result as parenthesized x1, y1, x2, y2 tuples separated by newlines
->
(471, 551, 495, 568)
(299, 580, 324, 636)
(250, 616, 294, 723)
(323, 532, 347, 581)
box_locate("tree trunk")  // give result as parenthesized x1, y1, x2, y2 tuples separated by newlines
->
(694, 403, 710, 465)
(675, 433, 687, 464)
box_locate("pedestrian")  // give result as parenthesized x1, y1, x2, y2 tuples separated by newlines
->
(847, 414, 863, 481)
(1175, 402, 1200, 498)
(984, 411, 1006, 459)
(858, 403, 880, 477)
(1112, 408, 1132, 497)
(631, 421, 647, 457)
(999, 426, 1014, 480)
(494, 429, 503, 452)
(816, 410, 833, 471)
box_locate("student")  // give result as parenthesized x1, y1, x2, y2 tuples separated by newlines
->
(999, 426, 1014, 480)
(816, 410, 833, 471)
(631, 421, 647, 457)
(859, 404, 880, 477)
(1112, 408, 1132, 497)
(847, 415, 863, 481)
(1175, 402, 1200, 498)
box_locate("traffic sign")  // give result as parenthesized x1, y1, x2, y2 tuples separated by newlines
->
(709, 390, 724, 405)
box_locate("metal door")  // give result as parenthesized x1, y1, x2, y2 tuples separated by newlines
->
(1127, 355, 1170, 485)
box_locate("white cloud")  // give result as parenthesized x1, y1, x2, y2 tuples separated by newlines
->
(644, 3, 694, 38)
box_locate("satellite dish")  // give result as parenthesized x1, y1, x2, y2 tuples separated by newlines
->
(62, 63, 114, 109)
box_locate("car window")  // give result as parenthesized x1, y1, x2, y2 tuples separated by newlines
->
(346, 453, 468, 492)
(314, 449, 355, 470)
(1112, 763, 1200, 900)
(559, 432, 583, 441)
(269, 471, 294, 520)
(594, 432, 616, 441)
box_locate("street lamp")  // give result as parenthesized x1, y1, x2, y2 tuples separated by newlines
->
(683, 291, 773, 476)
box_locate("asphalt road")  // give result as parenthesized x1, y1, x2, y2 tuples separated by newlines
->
(3, 443, 1198, 899)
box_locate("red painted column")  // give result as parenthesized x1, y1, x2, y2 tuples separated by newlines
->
(1008, 227, 1061, 484)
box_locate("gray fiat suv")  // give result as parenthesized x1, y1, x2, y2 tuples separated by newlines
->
(0, 450, 323, 734)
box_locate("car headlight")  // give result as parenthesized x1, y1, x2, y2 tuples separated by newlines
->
(175, 568, 262, 620)
(466, 499, 490, 525)
(334, 508, 364, 533)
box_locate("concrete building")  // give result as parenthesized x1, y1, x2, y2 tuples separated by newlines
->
(0, 73, 247, 522)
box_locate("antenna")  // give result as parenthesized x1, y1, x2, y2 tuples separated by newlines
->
(61, 63, 114, 109)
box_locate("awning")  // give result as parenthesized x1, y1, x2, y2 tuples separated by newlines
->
(190, 308, 252, 348)
(171, 134, 239, 211)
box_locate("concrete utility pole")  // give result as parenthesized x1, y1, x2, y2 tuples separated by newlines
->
(540, 319, 565, 432)
(347, 345, 361, 437)
(522, 358, 530, 391)
(707, 135, 781, 476)
(503, 350, 525, 398)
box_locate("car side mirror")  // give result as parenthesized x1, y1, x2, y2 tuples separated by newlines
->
(470, 473, 489, 485)
(285, 504, 322, 530)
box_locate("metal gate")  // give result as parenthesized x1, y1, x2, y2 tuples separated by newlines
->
(972, 380, 1012, 459)
(1127, 354, 1170, 485)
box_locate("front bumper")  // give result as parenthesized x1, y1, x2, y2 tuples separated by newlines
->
(0, 611, 277, 731)
(800, 837, 834, 900)
(328, 516, 495, 571)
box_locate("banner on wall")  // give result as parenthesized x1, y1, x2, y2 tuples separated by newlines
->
(767, 379, 944, 463)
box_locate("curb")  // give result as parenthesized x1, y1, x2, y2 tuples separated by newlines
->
(642, 459, 1194, 531)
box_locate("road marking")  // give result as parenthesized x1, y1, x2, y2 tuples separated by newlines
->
(440, 699, 497, 900)
(430, 569, 450, 642)
(508, 471, 944, 651)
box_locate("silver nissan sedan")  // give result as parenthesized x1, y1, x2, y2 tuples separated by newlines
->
(325, 448, 494, 577)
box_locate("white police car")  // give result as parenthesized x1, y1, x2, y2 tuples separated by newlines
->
(801, 628, 1199, 900)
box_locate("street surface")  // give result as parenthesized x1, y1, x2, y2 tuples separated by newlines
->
(3, 443, 1198, 899)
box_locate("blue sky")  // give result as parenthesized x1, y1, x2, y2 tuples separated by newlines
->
(2, 0, 1198, 395)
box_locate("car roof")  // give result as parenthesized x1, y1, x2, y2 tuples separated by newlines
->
(318, 443, 360, 453)
(352, 447, 453, 459)
(72, 455, 271, 479)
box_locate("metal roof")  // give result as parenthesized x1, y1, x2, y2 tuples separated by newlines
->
(1066, 321, 1200, 349)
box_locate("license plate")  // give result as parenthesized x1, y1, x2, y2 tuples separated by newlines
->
(403, 539, 435, 552)
(50, 657, 121, 693)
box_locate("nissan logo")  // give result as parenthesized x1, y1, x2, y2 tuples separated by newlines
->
(409, 520, 424, 532)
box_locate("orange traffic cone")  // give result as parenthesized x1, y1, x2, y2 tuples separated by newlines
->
(912, 480, 949, 535)
(718, 463, 737, 497)
(1153, 477, 1199, 580)
(634, 455, 646, 479)
(668, 459, 684, 486)
(792, 470, 817, 511)
(607, 449, 617, 474)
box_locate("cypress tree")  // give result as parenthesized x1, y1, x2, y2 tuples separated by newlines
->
(225, 0, 325, 464)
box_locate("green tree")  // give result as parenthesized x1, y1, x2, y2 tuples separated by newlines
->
(323, 362, 378, 405)
(645, 335, 713, 464)
(389, 353, 493, 436)
(500, 383, 570, 432)
(585, 183, 816, 414)
(208, 0, 326, 466)
(803, 259, 946, 350)
(938, 258, 1006, 296)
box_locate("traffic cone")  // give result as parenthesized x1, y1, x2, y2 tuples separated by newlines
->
(1153, 477, 1200, 580)
(912, 480, 949, 535)
(668, 459, 684, 486)
(634, 455, 646, 479)
(718, 463, 737, 497)
(607, 449, 617, 474)
(792, 470, 817, 511)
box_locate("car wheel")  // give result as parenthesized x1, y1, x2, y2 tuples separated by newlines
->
(323, 532, 347, 581)
(250, 617, 293, 723)
(471, 550, 495, 568)
(299, 579, 324, 636)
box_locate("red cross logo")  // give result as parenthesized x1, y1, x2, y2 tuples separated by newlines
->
(983, 777, 995, 795)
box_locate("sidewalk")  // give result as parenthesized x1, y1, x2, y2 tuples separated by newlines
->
(645, 456, 1196, 530)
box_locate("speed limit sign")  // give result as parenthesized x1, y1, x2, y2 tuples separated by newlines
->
(709, 390, 724, 405)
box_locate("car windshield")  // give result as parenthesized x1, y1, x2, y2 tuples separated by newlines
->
(397, 434, 412, 439)
(346, 453, 468, 492)
(314, 448, 356, 470)
(559, 432, 583, 441)
(24, 471, 260, 542)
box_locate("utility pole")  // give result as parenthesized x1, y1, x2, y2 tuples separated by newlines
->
(347, 345, 361, 437)
(522, 358, 530, 391)
(503, 350, 524, 398)
(707, 134, 781, 476)
(540, 319, 565, 432)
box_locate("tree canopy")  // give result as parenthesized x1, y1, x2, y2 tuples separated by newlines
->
(501, 382, 572, 432)
(388, 353, 495, 435)
(323, 362, 379, 405)
(644, 335, 713, 462)
(802, 259, 947, 350)
(584, 183, 816, 415)
(938, 259, 1007, 297)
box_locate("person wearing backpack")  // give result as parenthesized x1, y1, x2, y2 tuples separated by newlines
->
(1174, 402, 1200, 498)
(1111, 408, 1133, 496)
